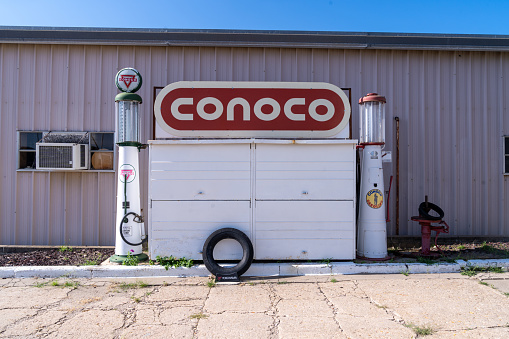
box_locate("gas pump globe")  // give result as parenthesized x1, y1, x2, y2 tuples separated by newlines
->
(359, 93, 386, 145)
(116, 95, 141, 144)
(357, 93, 389, 260)
(110, 68, 148, 263)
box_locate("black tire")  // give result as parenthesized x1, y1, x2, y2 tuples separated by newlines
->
(119, 212, 144, 246)
(418, 202, 444, 221)
(202, 228, 254, 276)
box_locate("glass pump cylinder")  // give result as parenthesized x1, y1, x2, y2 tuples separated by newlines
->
(359, 93, 386, 145)
(115, 93, 143, 144)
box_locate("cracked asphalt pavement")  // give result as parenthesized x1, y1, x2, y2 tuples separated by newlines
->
(1, 273, 508, 338)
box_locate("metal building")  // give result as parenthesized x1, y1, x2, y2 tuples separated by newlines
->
(1, 27, 508, 246)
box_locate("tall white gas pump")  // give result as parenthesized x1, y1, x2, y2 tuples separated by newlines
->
(110, 68, 148, 263)
(357, 93, 389, 260)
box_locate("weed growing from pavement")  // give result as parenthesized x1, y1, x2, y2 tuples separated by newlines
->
(190, 312, 208, 319)
(59, 246, 73, 252)
(156, 255, 194, 270)
(330, 278, 338, 283)
(63, 281, 79, 289)
(461, 265, 504, 276)
(321, 258, 332, 265)
(51, 281, 60, 286)
(401, 270, 410, 276)
(113, 281, 149, 291)
(405, 323, 434, 336)
(131, 296, 141, 303)
(207, 279, 216, 288)
(416, 256, 438, 265)
(122, 250, 139, 266)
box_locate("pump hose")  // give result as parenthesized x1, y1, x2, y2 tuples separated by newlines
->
(119, 212, 147, 246)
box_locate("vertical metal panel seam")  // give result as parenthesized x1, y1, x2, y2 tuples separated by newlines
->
(0, 44, 3, 241)
(47, 46, 53, 130)
(80, 172, 84, 244)
(82, 47, 87, 130)
(14, 45, 20, 242)
(30, 172, 35, 243)
(452, 52, 459, 235)
(31, 45, 36, 131)
(435, 52, 441, 205)
(404, 51, 411, 234)
(467, 53, 473, 235)
(482, 54, 489, 234)
(63, 172, 67, 243)
(47, 172, 51, 244)
(498, 53, 505, 235)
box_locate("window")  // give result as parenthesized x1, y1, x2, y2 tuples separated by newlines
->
(505, 136, 509, 175)
(18, 131, 43, 169)
(17, 131, 115, 171)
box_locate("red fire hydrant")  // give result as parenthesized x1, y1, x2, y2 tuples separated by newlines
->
(411, 201, 449, 256)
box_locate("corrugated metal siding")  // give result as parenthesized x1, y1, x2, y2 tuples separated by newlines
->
(0, 43, 508, 245)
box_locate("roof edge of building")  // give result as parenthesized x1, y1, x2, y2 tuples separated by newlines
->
(1, 26, 509, 51)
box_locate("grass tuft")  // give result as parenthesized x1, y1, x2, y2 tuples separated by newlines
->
(405, 323, 434, 336)
(190, 312, 208, 319)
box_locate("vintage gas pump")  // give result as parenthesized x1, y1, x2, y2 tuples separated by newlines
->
(357, 93, 389, 260)
(110, 68, 148, 263)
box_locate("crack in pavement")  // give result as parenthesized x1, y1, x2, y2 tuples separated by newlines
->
(317, 282, 345, 335)
(266, 283, 281, 339)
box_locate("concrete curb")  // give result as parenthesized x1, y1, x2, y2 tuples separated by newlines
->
(1, 259, 508, 279)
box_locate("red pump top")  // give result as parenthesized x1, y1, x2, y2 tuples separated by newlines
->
(359, 93, 386, 104)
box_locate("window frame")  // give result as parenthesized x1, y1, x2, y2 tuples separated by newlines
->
(16, 131, 116, 172)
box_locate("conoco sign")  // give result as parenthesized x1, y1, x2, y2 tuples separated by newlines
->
(154, 81, 351, 138)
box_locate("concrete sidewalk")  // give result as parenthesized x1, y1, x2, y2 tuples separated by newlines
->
(1, 273, 508, 338)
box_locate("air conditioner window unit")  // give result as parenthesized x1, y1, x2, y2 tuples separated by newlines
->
(36, 143, 89, 170)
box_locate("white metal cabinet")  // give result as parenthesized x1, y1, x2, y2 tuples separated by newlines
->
(148, 139, 356, 260)
(151, 200, 250, 259)
(255, 143, 355, 200)
(150, 143, 251, 201)
(254, 200, 355, 259)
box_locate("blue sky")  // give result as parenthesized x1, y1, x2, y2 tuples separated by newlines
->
(2, 0, 508, 35)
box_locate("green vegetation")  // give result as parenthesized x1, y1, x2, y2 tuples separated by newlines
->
(330, 278, 338, 283)
(122, 250, 139, 266)
(114, 281, 149, 290)
(405, 323, 434, 336)
(207, 280, 216, 288)
(190, 312, 208, 319)
(156, 255, 194, 270)
(58, 246, 73, 252)
(416, 256, 438, 265)
(461, 265, 504, 276)
(63, 281, 79, 289)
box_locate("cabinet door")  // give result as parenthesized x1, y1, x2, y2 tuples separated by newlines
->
(150, 144, 251, 201)
(254, 200, 355, 260)
(255, 144, 355, 200)
(150, 200, 251, 260)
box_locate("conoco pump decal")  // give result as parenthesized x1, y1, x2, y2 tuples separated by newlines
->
(154, 81, 351, 138)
